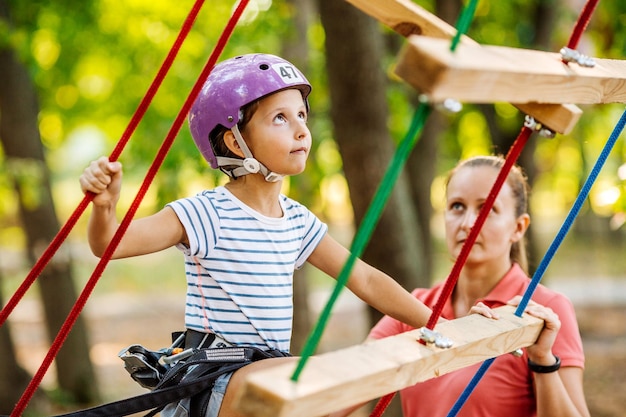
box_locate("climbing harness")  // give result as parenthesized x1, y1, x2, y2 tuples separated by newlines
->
(43, 330, 290, 417)
(118, 330, 232, 390)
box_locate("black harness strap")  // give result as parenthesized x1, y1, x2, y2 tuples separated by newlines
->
(55, 362, 244, 417)
(16, 346, 289, 417)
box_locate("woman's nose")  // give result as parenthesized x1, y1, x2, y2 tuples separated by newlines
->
(460, 210, 477, 230)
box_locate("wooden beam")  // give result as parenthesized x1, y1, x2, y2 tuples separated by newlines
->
(346, 0, 466, 40)
(345, 0, 582, 134)
(234, 305, 543, 417)
(396, 36, 626, 106)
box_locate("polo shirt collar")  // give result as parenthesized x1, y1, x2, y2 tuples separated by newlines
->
(440, 263, 530, 319)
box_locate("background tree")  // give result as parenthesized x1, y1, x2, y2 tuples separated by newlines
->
(318, 2, 425, 414)
(281, 0, 317, 355)
(0, 1, 99, 412)
(318, 0, 425, 322)
(2, 0, 626, 415)
(404, 0, 463, 285)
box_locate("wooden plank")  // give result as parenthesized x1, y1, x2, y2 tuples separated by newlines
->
(396, 36, 626, 105)
(346, 0, 463, 40)
(345, 0, 582, 134)
(234, 305, 543, 417)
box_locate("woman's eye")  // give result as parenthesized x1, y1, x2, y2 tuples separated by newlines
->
(479, 203, 497, 213)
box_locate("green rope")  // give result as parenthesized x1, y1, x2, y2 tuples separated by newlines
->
(450, 0, 479, 52)
(291, 103, 432, 381)
(291, 0, 479, 383)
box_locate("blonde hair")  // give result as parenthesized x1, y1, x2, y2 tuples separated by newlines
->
(446, 155, 530, 272)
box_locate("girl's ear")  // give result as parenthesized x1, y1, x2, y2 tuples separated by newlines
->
(223, 130, 245, 158)
(511, 213, 531, 243)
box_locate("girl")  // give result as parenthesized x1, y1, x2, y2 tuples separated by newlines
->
(80, 54, 492, 417)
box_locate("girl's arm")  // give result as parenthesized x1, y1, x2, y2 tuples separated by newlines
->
(307, 233, 434, 329)
(80, 156, 186, 259)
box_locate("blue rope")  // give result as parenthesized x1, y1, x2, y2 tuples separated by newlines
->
(446, 107, 626, 417)
(515, 107, 626, 316)
(447, 358, 495, 417)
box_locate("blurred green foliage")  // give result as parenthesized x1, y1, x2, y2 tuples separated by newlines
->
(2, 0, 626, 257)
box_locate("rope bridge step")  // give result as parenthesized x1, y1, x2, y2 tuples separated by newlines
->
(234, 305, 543, 417)
(397, 36, 626, 106)
(345, 0, 582, 135)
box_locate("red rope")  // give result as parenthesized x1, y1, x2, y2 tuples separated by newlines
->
(370, 3, 602, 416)
(10, 1, 250, 414)
(425, 126, 532, 329)
(0, 0, 206, 328)
(566, 0, 600, 50)
(368, 126, 532, 417)
(421, 0, 602, 335)
(371, 392, 395, 417)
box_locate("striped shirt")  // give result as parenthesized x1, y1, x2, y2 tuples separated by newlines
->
(167, 186, 327, 352)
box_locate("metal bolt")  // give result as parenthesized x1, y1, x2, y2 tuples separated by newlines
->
(524, 115, 556, 139)
(434, 335, 454, 349)
(419, 327, 454, 349)
(510, 348, 524, 357)
(560, 46, 596, 68)
(419, 327, 437, 344)
(440, 98, 463, 113)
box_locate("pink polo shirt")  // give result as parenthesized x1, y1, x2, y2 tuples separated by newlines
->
(369, 264, 584, 417)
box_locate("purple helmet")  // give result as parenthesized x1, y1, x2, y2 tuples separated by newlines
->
(189, 53, 312, 168)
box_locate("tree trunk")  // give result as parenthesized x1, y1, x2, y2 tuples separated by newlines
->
(318, 1, 426, 415)
(0, 4, 99, 406)
(488, 0, 559, 274)
(406, 0, 464, 280)
(283, 0, 316, 355)
(0, 256, 48, 414)
(318, 0, 425, 314)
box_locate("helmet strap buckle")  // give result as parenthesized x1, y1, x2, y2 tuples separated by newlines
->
(264, 171, 282, 182)
(243, 158, 261, 173)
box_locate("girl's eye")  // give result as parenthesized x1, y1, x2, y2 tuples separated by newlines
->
(449, 202, 463, 211)
(274, 114, 287, 123)
(298, 111, 307, 122)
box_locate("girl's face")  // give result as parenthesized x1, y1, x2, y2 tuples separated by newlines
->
(444, 165, 526, 267)
(243, 88, 311, 176)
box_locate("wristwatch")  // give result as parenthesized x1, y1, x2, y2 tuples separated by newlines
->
(528, 355, 561, 373)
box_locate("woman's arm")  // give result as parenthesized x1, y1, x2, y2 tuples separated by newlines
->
(534, 367, 589, 417)
(511, 297, 590, 417)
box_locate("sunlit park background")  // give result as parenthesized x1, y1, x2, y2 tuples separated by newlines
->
(1, 0, 626, 416)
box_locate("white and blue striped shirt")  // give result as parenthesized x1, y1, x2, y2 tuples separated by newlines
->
(167, 186, 327, 352)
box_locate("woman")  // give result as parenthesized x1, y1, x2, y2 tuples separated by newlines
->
(350, 156, 590, 417)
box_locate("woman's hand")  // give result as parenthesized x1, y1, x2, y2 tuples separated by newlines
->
(469, 301, 500, 319)
(508, 295, 561, 365)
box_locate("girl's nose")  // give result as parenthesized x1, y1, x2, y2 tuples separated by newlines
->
(296, 123, 309, 140)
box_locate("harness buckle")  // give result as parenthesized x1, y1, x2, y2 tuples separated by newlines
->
(118, 332, 187, 390)
(118, 344, 169, 390)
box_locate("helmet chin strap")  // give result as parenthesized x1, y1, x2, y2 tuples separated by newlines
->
(216, 124, 282, 182)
